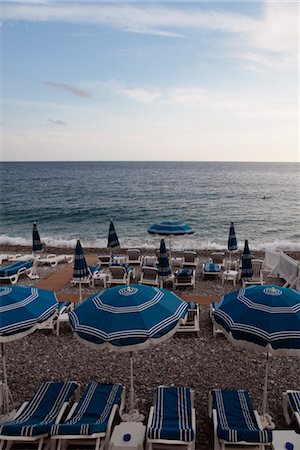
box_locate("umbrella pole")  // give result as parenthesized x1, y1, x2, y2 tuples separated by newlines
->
(169, 236, 172, 261)
(79, 282, 82, 303)
(130, 351, 135, 413)
(262, 352, 270, 415)
(1, 343, 9, 413)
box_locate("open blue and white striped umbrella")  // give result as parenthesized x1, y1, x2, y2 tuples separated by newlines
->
(69, 284, 188, 420)
(241, 239, 253, 279)
(148, 221, 194, 236)
(157, 239, 171, 283)
(107, 220, 120, 250)
(227, 222, 237, 252)
(32, 222, 43, 252)
(0, 286, 58, 413)
(213, 285, 300, 414)
(73, 239, 89, 302)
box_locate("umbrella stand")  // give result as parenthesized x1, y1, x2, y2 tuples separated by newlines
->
(121, 352, 145, 422)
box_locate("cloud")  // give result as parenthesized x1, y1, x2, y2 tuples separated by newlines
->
(44, 81, 92, 97)
(47, 118, 67, 125)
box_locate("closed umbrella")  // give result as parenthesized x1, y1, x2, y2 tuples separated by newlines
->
(212, 285, 300, 415)
(69, 284, 188, 421)
(147, 221, 194, 259)
(241, 239, 253, 280)
(0, 286, 58, 413)
(32, 222, 43, 253)
(227, 222, 237, 261)
(157, 238, 171, 288)
(73, 239, 89, 303)
(107, 220, 120, 253)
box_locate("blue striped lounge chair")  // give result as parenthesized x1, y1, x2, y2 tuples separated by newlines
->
(50, 382, 125, 450)
(147, 386, 196, 450)
(209, 389, 273, 450)
(283, 390, 300, 430)
(0, 381, 79, 450)
(0, 260, 34, 285)
(177, 302, 200, 337)
(202, 263, 221, 279)
(174, 269, 196, 289)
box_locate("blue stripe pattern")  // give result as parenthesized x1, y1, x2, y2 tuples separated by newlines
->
(288, 391, 300, 413)
(32, 222, 43, 252)
(51, 382, 124, 436)
(203, 263, 220, 272)
(0, 286, 58, 338)
(148, 386, 194, 442)
(73, 240, 89, 279)
(228, 222, 237, 251)
(69, 284, 188, 349)
(241, 240, 253, 278)
(0, 382, 78, 437)
(157, 239, 171, 277)
(0, 261, 33, 277)
(213, 285, 300, 353)
(212, 389, 272, 444)
(107, 221, 120, 248)
(148, 221, 194, 236)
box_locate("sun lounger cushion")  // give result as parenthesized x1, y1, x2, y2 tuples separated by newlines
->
(148, 386, 194, 442)
(88, 265, 102, 274)
(212, 389, 272, 444)
(0, 261, 33, 277)
(176, 269, 193, 277)
(203, 263, 220, 272)
(0, 381, 78, 437)
(51, 382, 124, 436)
(287, 391, 300, 414)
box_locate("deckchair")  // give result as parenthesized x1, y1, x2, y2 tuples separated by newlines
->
(38, 254, 73, 267)
(142, 255, 158, 267)
(147, 385, 196, 450)
(50, 382, 125, 450)
(283, 390, 300, 430)
(98, 254, 112, 266)
(177, 302, 200, 337)
(71, 265, 100, 287)
(126, 248, 142, 265)
(107, 265, 133, 287)
(39, 301, 74, 333)
(210, 302, 224, 337)
(242, 259, 264, 287)
(174, 269, 196, 289)
(7, 254, 35, 262)
(182, 251, 198, 269)
(209, 252, 226, 268)
(202, 263, 221, 279)
(139, 266, 159, 287)
(209, 389, 272, 450)
(0, 260, 36, 285)
(0, 381, 79, 450)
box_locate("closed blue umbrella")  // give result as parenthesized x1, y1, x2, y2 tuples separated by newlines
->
(73, 239, 89, 302)
(148, 221, 194, 259)
(69, 284, 188, 420)
(32, 222, 43, 252)
(241, 239, 253, 279)
(227, 222, 237, 252)
(157, 239, 171, 286)
(0, 286, 58, 413)
(107, 220, 120, 250)
(213, 285, 300, 414)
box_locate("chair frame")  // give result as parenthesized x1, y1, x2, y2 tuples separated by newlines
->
(139, 266, 159, 287)
(146, 388, 196, 450)
(202, 263, 221, 279)
(182, 251, 198, 269)
(126, 249, 142, 266)
(174, 269, 196, 289)
(177, 303, 200, 337)
(0, 262, 37, 285)
(107, 266, 132, 287)
(283, 390, 300, 429)
(242, 259, 264, 287)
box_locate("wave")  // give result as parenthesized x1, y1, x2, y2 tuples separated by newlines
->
(1, 234, 299, 252)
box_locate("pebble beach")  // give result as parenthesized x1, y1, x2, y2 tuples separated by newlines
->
(1, 244, 300, 450)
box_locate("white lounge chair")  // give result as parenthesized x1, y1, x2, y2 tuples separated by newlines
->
(209, 389, 272, 450)
(177, 302, 200, 337)
(141, 255, 158, 267)
(210, 302, 224, 337)
(107, 265, 133, 287)
(98, 254, 112, 266)
(174, 269, 196, 289)
(126, 248, 142, 265)
(50, 382, 125, 450)
(71, 265, 100, 287)
(147, 386, 196, 450)
(283, 390, 300, 429)
(7, 253, 35, 262)
(38, 254, 73, 267)
(209, 252, 226, 269)
(242, 259, 264, 287)
(139, 266, 159, 287)
(0, 254, 9, 264)
(202, 263, 221, 279)
(182, 251, 198, 269)
(0, 260, 38, 285)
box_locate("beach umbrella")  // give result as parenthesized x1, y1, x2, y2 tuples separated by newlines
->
(147, 221, 194, 258)
(107, 220, 120, 253)
(32, 222, 43, 253)
(241, 239, 253, 279)
(0, 286, 58, 413)
(212, 285, 300, 415)
(73, 239, 89, 303)
(227, 222, 237, 261)
(69, 284, 188, 421)
(157, 238, 171, 287)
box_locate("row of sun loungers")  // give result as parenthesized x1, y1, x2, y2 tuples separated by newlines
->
(1, 383, 299, 450)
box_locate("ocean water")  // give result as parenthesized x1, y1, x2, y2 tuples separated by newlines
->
(0, 161, 299, 251)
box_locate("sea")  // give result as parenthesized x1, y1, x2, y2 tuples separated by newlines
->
(0, 161, 299, 252)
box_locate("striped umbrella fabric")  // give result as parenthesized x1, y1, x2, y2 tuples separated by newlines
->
(32, 222, 43, 252)
(241, 239, 253, 279)
(227, 222, 237, 252)
(69, 284, 188, 419)
(107, 220, 120, 249)
(73, 239, 89, 279)
(147, 221, 194, 236)
(212, 285, 300, 413)
(157, 239, 171, 278)
(0, 286, 58, 413)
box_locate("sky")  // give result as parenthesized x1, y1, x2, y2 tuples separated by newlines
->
(0, 0, 299, 162)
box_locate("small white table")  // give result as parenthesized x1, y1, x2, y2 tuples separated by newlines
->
(271, 429, 300, 450)
(109, 422, 145, 450)
(92, 272, 108, 289)
(222, 270, 239, 286)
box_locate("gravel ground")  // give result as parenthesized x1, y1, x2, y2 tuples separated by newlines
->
(1, 245, 300, 449)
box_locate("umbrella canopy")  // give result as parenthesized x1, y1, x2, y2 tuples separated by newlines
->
(157, 239, 171, 279)
(147, 221, 194, 236)
(227, 222, 237, 252)
(32, 222, 43, 252)
(241, 239, 253, 279)
(69, 284, 188, 419)
(73, 239, 89, 303)
(107, 220, 120, 249)
(213, 285, 300, 414)
(0, 286, 58, 413)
